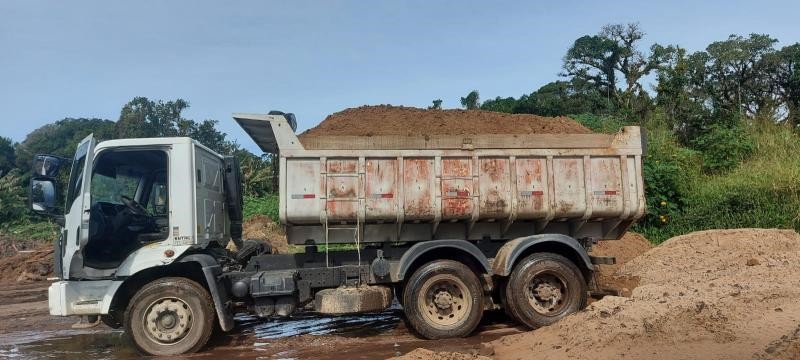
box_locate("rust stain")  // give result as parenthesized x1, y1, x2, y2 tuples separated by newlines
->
(404, 159, 433, 218)
(443, 158, 471, 177)
(481, 158, 506, 182)
(327, 159, 357, 174)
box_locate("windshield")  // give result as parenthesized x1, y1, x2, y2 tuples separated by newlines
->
(91, 165, 142, 205)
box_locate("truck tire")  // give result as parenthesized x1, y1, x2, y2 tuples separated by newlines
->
(403, 260, 484, 339)
(504, 253, 587, 329)
(124, 277, 215, 356)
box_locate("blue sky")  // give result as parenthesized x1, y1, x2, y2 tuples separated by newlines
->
(1, 0, 798, 153)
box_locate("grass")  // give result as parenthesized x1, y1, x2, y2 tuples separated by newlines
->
(635, 123, 800, 243)
(243, 194, 279, 222)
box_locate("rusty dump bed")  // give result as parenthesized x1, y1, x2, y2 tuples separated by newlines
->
(234, 113, 646, 245)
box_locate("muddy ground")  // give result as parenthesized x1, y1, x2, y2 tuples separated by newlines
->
(2, 230, 798, 359)
(0, 233, 646, 359)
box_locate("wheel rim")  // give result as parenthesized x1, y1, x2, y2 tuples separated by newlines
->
(143, 297, 193, 345)
(525, 271, 568, 315)
(416, 274, 472, 329)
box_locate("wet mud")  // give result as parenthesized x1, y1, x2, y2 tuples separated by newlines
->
(0, 283, 520, 359)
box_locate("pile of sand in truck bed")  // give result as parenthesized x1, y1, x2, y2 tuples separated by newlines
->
(485, 228, 800, 360)
(298, 105, 592, 141)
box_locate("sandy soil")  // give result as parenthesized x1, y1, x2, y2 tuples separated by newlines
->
(410, 229, 800, 360)
(298, 105, 591, 141)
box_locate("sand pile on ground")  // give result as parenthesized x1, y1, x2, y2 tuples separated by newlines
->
(392, 348, 492, 360)
(242, 215, 289, 254)
(591, 232, 651, 297)
(298, 105, 592, 141)
(487, 228, 800, 360)
(0, 246, 53, 283)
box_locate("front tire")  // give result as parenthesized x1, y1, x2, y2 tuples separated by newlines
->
(504, 253, 587, 329)
(403, 260, 484, 339)
(124, 277, 215, 356)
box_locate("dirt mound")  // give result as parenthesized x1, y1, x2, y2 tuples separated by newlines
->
(487, 228, 800, 360)
(591, 232, 652, 296)
(392, 348, 491, 360)
(0, 246, 53, 284)
(242, 215, 289, 254)
(298, 105, 592, 141)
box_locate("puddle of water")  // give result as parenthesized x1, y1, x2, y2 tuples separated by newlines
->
(0, 330, 136, 360)
(0, 307, 403, 359)
(0, 308, 516, 359)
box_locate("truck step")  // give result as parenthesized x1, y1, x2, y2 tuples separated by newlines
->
(589, 255, 616, 265)
(314, 285, 393, 315)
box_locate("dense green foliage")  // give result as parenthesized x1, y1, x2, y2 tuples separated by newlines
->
(243, 195, 280, 222)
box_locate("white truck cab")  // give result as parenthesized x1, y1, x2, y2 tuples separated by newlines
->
(32, 134, 238, 353)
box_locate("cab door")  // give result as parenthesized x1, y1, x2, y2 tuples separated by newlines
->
(62, 134, 97, 279)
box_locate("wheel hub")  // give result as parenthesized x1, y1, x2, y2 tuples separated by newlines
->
(526, 274, 566, 314)
(533, 282, 561, 301)
(433, 291, 454, 310)
(145, 298, 192, 344)
(417, 274, 472, 328)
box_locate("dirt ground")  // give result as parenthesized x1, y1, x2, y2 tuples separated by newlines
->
(4, 229, 800, 359)
(241, 214, 290, 254)
(409, 229, 800, 360)
(298, 105, 592, 141)
(0, 245, 53, 283)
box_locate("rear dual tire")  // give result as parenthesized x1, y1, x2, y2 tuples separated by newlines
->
(403, 260, 484, 339)
(504, 253, 587, 329)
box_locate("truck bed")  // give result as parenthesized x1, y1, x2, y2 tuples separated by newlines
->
(235, 114, 646, 245)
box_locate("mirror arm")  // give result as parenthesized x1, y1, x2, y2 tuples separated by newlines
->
(52, 215, 65, 227)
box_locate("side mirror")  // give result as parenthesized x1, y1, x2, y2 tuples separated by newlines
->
(33, 155, 67, 178)
(30, 178, 57, 213)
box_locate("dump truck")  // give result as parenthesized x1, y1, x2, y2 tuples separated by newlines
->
(28, 112, 646, 355)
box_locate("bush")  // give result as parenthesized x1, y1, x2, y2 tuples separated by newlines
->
(0, 170, 30, 231)
(243, 195, 279, 223)
(636, 124, 800, 243)
(691, 124, 755, 173)
(570, 113, 627, 134)
(633, 126, 699, 242)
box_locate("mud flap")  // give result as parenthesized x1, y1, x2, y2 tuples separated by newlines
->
(201, 264, 235, 331)
(180, 254, 235, 332)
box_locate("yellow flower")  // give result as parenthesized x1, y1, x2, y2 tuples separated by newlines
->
(660, 201, 667, 206)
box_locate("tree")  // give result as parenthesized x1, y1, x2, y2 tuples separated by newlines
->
(773, 43, 800, 128)
(0, 137, 15, 177)
(563, 23, 672, 116)
(15, 118, 116, 171)
(115, 97, 231, 153)
(654, 47, 714, 143)
(427, 99, 443, 110)
(460, 90, 480, 110)
(514, 80, 613, 116)
(116, 97, 190, 138)
(0, 169, 29, 230)
(702, 34, 778, 118)
(480, 96, 517, 113)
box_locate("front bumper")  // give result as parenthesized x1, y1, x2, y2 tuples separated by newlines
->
(47, 280, 122, 316)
